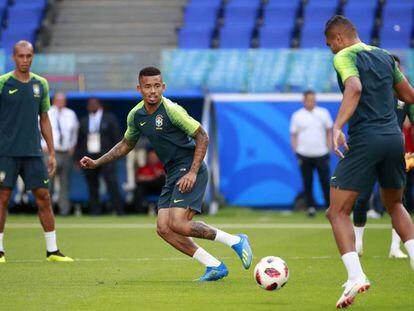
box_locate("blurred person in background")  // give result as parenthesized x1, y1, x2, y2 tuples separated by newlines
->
(290, 90, 333, 217)
(134, 148, 165, 214)
(0, 41, 72, 262)
(75, 98, 124, 215)
(42, 92, 78, 216)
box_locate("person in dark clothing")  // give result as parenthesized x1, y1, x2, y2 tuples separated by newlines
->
(75, 98, 124, 215)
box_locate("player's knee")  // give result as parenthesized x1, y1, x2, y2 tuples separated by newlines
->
(168, 218, 187, 235)
(157, 223, 171, 238)
(35, 189, 51, 204)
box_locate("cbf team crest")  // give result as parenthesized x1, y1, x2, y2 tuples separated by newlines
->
(33, 84, 40, 97)
(155, 114, 163, 129)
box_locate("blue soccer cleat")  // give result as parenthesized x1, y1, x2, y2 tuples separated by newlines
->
(232, 234, 253, 269)
(195, 262, 229, 282)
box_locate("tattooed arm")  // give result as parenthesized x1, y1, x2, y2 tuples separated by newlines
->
(176, 126, 209, 193)
(80, 138, 136, 169)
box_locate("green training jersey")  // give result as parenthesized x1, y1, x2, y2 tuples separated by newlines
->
(0, 72, 50, 157)
(334, 42, 405, 142)
(124, 96, 200, 173)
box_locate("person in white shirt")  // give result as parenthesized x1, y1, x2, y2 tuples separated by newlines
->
(290, 90, 333, 217)
(44, 92, 79, 215)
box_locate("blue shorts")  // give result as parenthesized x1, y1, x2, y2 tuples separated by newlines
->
(0, 157, 49, 190)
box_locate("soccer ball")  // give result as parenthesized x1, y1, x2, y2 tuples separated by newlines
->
(254, 256, 289, 291)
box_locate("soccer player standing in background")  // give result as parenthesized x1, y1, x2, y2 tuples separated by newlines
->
(324, 16, 414, 308)
(80, 67, 252, 281)
(0, 41, 73, 262)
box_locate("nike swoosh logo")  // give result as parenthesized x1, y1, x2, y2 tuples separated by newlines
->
(8, 89, 18, 94)
(140, 122, 146, 126)
(43, 179, 49, 184)
(173, 199, 184, 204)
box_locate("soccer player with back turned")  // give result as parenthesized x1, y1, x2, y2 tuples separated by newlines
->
(0, 41, 73, 262)
(324, 16, 414, 308)
(80, 67, 252, 281)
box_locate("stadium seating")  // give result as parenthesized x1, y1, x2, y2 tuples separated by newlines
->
(187, 0, 222, 8)
(219, 26, 252, 48)
(178, 27, 214, 48)
(342, 0, 377, 43)
(182, 5, 219, 28)
(263, 2, 298, 28)
(247, 49, 290, 92)
(223, 1, 260, 28)
(1, 0, 48, 52)
(259, 25, 293, 48)
(301, 1, 338, 48)
(207, 50, 248, 92)
(380, 1, 414, 48)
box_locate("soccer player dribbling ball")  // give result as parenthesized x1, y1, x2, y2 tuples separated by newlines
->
(324, 16, 414, 308)
(0, 41, 73, 263)
(80, 67, 252, 281)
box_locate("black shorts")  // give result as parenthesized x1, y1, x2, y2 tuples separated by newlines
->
(331, 134, 406, 193)
(0, 157, 49, 190)
(158, 162, 208, 214)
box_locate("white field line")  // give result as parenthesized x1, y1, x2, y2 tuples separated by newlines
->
(5, 223, 392, 229)
(6, 255, 394, 264)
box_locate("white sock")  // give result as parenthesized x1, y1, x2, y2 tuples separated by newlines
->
(193, 247, 221, 267)
(353, 226, 364, 250)
(404, 239, 414, 260)
(341, 251, 365, 281)
(390, 228, 402, 251)
(214, 229, 241, 247)
(44, 231, 58, 252)
(0, 233, 4, 252)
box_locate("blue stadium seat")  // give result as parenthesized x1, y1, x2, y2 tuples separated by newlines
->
(187, 0, 222, 8)
(306, 0, 338, 10)
(1, 29, 36, 51)
(219, 26, 252, 48)
(345, 0, 377, 9)
(380, 3, 413, 48)
(13, 0, 47, 9)
(267, 0, 300, 9)
(263, 4, 297, 27)
(183, 6, 219, 28)
(300, 26, 328, 48)
(259, 25, 293, 48)
(303, 4, 337, 28)
(380, 24, 412, 48)
(224, 2, 259, 27)
(8, 7, 44, 29)
(178, 27, 213, 48)
(343, 5, 375, 43)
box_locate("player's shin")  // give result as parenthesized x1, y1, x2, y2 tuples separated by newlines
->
(342, 252, 365, 281)
(193, 247, 221, 267)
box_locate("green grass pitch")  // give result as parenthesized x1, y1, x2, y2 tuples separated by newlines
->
(1, 208, 413, 311)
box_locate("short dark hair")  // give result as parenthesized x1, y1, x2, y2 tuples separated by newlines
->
(325, 15, 357, 37)
(303, 90, 315, 97)
(139, 66, 161, 80)
(391, 54, 401, 64)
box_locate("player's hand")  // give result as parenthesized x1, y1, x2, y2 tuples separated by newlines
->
(48, 155, 57, 177)
(333, 128, 348, 159)
(80, 156, 98, 169)
(176, 171, 197, 193)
